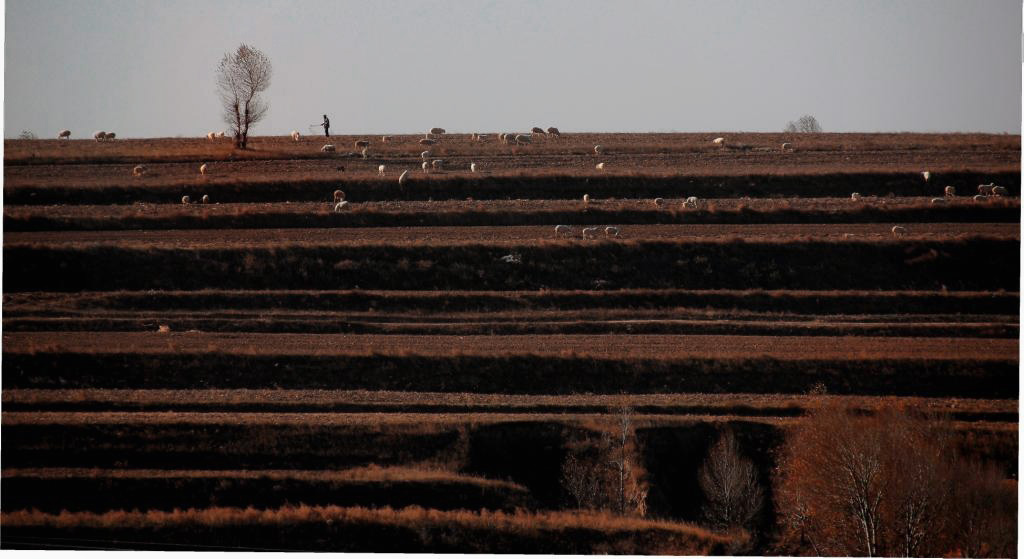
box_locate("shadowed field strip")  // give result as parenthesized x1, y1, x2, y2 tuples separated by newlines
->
(5, 222, 1019, 247)
(3, 331, 1017, 360)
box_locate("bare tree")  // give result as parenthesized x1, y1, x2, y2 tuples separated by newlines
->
(775, 403, 1015, 557)
(216, 44, 272, 149)
(784, 114, 822, 133)
(698, 429, 764, 534)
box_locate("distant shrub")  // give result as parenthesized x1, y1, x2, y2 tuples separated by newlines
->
(18, 130, 37, 140)
(784, 115, 822, 133)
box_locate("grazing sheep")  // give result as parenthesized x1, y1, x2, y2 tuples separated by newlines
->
(531, 126, 545, 135)
(683, 196, 699, 208)
(930, 197, 946, 204)
(104, 132, 117, 140)
(419, 138, 436, 146)
(554, 224, 573, 237)
(891, 225, 907, 237)
(582, 227, 599, 239)
(421, 150, 432, 160)
(381, 135, 393, 143)
(354, 140, 370, 149)
(199, 163, 208, 175)
(361, 147, 369, 159)
(321, 144, 336, 152)
(604, 226, 620, 237)
(514, 134, 531, 144)
(546, 127, 560, 136)
(582, 194, 590, 204)
(57, 129, 71, 139)
(992, 186, 1008, 196)
(216, 131, 226, 138)
(398, 170, 410, 185)
(978, 183, 994, 195)
(378, 164, 386, 176)
(712, 137, 725, 145)
(181, 195, 191, 204)
(973, 194, 988, 202)
(333, 189, 345, 202)
(596, 162, 606, 170)
(432, 159, 444, 171)
(334, 200, 349, 212)
(429, 127, 446, 137)
(201, 194, 210, 204)
(593, 145, 604, 155)
(93, 131, 106, 141)
(851, 192, 861, 201)
(132, 164, 147, 177)
(653, 198, 666, 207)
(291, 130, 301, 141)
(922, 171, 930, 181)
(781, 142, 792, 151)
(422, 161, 430, 173)
(943, 186, 956, 197)
(207, 132, 217, 140)
(470, 162, 478, 173)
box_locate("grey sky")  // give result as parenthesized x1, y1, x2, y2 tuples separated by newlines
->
(5, 0, 1021, 138)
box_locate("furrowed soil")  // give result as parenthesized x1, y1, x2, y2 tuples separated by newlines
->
(2, 133, 1018, 553)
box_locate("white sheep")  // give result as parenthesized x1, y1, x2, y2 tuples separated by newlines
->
(944, 186, 955, 197)
(432, 159, 444, 171)
(93, 131, 106, 141)
(216, 131, 225, 138)
(422, 161, 431, 173)
(891, 225, 906, 237)
(333, 189, 346, 202)
(476, 134, 489, 141)
(361, 147, 369, 159)
(181, 195, 191, 204)
(199, 163, 208, 176)
(419, 138, 436, 146)
(514, 134, 531, 144)
(596, 162, 606, 171)
(378, 165, 386, 176)
(684, 196, 699, 208)
(712, 137, 725, 145)
(593, 144, 604, 155)
(604, 226, 619, 237)
(207, 132, 217, 141)
(582, 194, 590, 204)
(851, 192, 861, 201)
(653, 198, 665, 207)
(470, 163, 478, 173)
(973, 194, 988, 202)
(781, 142, 792, 151)
(57, 129, 71, 139)
(992, 186, 1008, 196)
(334, 200, 349, 212)
(582, 227, 598, 239)
(132, 164, 147, 177)
(930, 197, 946, 204)
(547, 127, 560, 136)
(201, 194, 210, 204)
(398, 170, 409, 185)
(554, 224, 572, 237)
(291, 130, 301, 141)
(922, 171, 930, 182)
(421, 150, 432, 160)
(321, 144, 336, 152)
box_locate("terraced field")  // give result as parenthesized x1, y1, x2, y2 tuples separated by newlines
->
(2, 133, 1019, 553)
